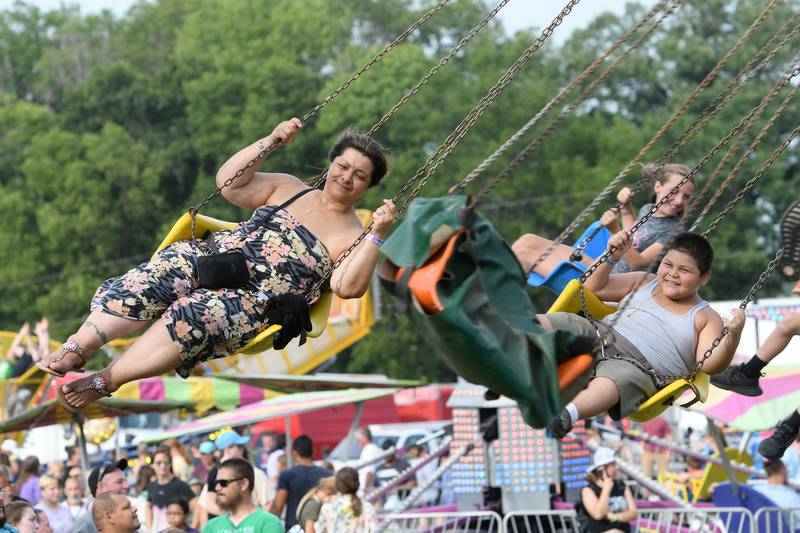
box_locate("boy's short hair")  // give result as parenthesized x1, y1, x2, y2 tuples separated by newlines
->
(168, 498, 189, 514)
(764, 459, 786, 477)
(292, 435, 313, 459)
(665, 232, 714, 274)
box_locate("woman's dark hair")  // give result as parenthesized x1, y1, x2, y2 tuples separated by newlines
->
(334, 467, 362, 517)
(5, 501, 33, 526)
(135, 465, 155, 495)
(328, 129, 388, 187)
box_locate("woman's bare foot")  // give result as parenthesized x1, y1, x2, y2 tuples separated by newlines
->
(37, 341, 89, 377)
(56, 371, 114, 412)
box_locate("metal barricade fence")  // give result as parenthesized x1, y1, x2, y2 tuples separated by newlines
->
(503, 510, 580, 533)
(380, 511, 503, 533)
(753, 507, 800, 533)
(634, 506, 755, 533)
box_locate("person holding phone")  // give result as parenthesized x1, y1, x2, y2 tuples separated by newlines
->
(578, 447, 636, 533)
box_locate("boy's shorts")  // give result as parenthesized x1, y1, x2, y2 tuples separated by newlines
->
(545, 312, 660, 420)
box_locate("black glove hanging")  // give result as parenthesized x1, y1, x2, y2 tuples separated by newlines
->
(265, 293, 313, 349)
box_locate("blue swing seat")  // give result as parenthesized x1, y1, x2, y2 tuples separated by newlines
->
(527, 221, 611, 294)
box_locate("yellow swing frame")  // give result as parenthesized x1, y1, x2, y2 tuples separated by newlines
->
(154, 213, 333, 355)
(547, 279, 710, 422)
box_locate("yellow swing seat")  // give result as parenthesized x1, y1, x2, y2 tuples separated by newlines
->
(547, 280, 709, 422)
(155, 213, 332, 355)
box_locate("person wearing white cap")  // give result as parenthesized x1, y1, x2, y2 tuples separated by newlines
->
(578, 447, 636, 533)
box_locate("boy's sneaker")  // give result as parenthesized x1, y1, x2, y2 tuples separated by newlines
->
(758, 419, 800, 461)
(710, 364, 763, 397)
(547, 409, 573, 440)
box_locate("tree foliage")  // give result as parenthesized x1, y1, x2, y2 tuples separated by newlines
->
(0, 0, 797, 380)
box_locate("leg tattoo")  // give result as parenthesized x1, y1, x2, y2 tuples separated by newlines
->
(83, 320, 109, 345)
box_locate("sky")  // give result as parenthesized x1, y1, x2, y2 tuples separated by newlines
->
(0, 0, 658, 43)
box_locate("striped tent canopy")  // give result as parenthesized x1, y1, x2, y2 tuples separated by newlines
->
(212, 373, 419, 393)
(0, 396, 187, 434)
(147, 388, 398, 442)
(695, 367, 800, 432)
(37, 374, 270, 417)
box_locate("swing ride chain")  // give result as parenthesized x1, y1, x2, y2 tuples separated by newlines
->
(309, 0, 515, 189)
(307, 0, 582, 300)
(684, 14, 800, 225)
(526, 0, 782, 275)
(472, 0, 683, 204)
(547, 0, 797, 266)
(583, 120, 797, 383)
(448, 0, 672, 196)
(579, 60, 800, 290)
(689, 247, 783, 379)
(704, 121, 800, 237)
(186, 0, 451, 238)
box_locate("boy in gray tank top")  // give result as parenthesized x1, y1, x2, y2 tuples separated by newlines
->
(538, 231, 746, 438)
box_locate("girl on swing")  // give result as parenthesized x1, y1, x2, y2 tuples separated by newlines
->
(39, 119, 397, 411)
(512, 163, 694, 276)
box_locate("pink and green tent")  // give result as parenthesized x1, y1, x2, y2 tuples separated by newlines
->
(146, 388, 398, 442)
(696, 367, 800, 431)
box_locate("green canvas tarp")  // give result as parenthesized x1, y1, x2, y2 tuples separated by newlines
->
(381, 196, 579, 427)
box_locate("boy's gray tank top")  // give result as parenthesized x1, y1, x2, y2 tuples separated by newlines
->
(602, 278, 709, 376)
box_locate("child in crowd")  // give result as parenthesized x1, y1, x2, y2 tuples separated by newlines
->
(165, 499, 198, 533)
(537, 230, 745, 437)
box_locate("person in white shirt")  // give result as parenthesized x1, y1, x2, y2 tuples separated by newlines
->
(753, 459, 800, 525)
(33, 475, 72, 533)
(355, 428, 382, 495)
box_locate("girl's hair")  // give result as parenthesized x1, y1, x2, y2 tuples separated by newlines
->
(163, 439, 192, 464)
(334, 467, 362, 517)
(38, 474, 59, 490)
(296, 477, 336, 522)
(5, 501, 33, 526)
(644, 162, 692, 203)
(14, 456, 40, 493)
(135, 464, 156, 494)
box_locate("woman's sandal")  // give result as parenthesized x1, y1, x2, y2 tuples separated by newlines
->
(36, 341, 89, 378)
(56, 373, 112, 414)
(780, 199, 800, 280)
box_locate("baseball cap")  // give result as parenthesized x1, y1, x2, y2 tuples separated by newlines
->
(214, 430, 249, 451)
(587, 447, 617, 474)
(88, 459, 128, 497)
(198, 441, 216, 455)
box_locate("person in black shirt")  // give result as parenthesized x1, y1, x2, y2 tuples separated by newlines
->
(578, 447, 636, 533)
(146, 447, 196, 532)
(373, 441, 415, 511)
(269, 435, 330, 530)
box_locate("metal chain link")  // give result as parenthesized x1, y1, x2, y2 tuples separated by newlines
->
(187, 0, 451, 237)
(472, 0, 683, 203)
(578, 59, 800, 290)
(310, 0, 514, 189)
(526, 0, 782, 274)
(703, 120, 800, 237)
(690, 57, 800, 231)
(447, 0, 672, 196)
(308, 0, 582, 298)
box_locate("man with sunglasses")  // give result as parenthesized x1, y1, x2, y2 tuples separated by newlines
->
(73, 459, 129, 533)
(203, 458, 282, 533)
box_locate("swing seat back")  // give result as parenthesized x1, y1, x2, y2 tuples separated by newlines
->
(394, 231, 462, 315)
(156, 212, 332, 355)
(527, 221, 611, 295)
(549, 280, 709, 422)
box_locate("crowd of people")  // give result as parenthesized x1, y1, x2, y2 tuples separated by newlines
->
(0, 425, 447, 533)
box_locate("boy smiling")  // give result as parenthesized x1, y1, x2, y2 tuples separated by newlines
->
(538, 231, 745, 436)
